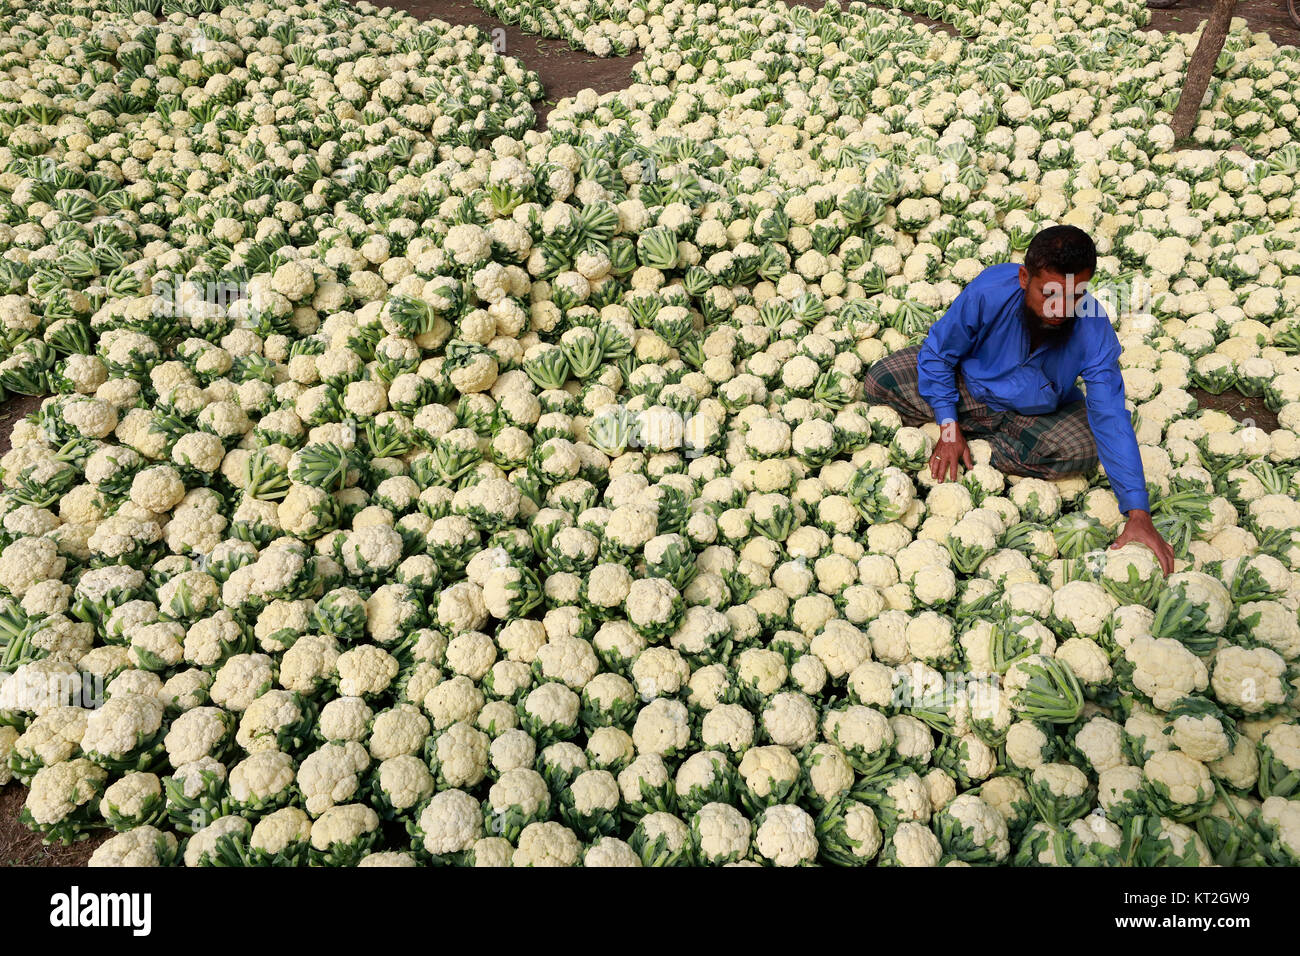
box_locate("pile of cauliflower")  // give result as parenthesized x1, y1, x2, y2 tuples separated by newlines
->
(0, 0, 1298, 867)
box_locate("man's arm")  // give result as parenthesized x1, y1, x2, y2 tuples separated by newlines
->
(917, 286, 984, 426)
(1081, 359, 1148, 514)
(1080, 334, 1175, 574)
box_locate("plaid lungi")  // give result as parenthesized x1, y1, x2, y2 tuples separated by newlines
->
(862, 345, 1099, 480)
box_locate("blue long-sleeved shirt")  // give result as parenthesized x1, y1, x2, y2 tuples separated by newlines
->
(916, 262, 1149, 514)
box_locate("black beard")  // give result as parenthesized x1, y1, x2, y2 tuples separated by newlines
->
(1020, 300, 1075, 348)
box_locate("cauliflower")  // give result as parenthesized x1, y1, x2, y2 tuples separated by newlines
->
(376, 755, 435, 813)
(625, 577, 683, 639)
(567, 768, 621, 823)
(81, 693, 165, 767)
(248, 807, 314, 863)
(309, 804, 380, 865)
(22, 758, 108, 840)
(1211, 645, 1292, 716)
(810, 620, 872, 678)
(428, 722, 490, 789)
(486, 728, 535, 776)
(978, 776, 1033, 834)
(754, 804, 818, 866)
(163, 707, 232, 767)
(700, 703, 756, 754)
(535, 636, 600, 690)
(825, 705, 894, 772)
(761, 692, 819, 750)
(279, 635, 341, 696)
(883, 821, 944, 867)
(1072, 716, 1128, 775)
(631, 646, 690, 700)
(416, 789, 483, 857)
(1056, 637, 1113, 688)
(1050, 580, 1117, 638)
(936, 793, 1010, 863)
(584, 836, 642, 867)
(486, 767, 551, 836)
(209, 654, 276, 712)
(1260, 795, 1300, 864)
(513, 821, 582, 867)
(318, 697, 373, 744)
(0, 725, 19, 785)
(369, 704, 429, 761)
(98, 772, 163, 829)
(736, 647, 789, 698)
(1123, 637, 1209, 711)
(632, 697, 692, 757)
(1005, 720, 1053, 772)
(336, 646, 399, 698)
(297, 742, 369, 816)
(1239, 601, 1300, 661)
(0, 537, 66, 597)
(425, 673, 487, 730)
(889, 714, 937, 766)
(1259, 723, 1300, 798)
(1142, 750, 1214, 821)
(89, 826, 179, 867)
(906, 611, 957, 665)
(184, 816, 252, 867)
(692, 802, 753, 864)
(737, 745, 802, 805)
(130, 465, 187, 514)
(229, 751, 297, 812)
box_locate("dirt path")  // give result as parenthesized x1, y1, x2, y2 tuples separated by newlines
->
(1148, 0, 1299, 46)
(393, 0, 644, 129)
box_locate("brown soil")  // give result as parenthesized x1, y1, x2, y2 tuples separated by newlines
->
(393, 0, 956, 129)
(872, 3, 958, 35)
(1147, 0, 1300, 46)
(392, 0, 642, 129)
(1189, 386, 1281, 430)
(0, 782, 107, 867)
(0, 394, 42, 459)
(1, 0, 1296, 867)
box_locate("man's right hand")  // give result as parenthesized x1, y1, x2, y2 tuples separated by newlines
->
(931, 421, 973, 481)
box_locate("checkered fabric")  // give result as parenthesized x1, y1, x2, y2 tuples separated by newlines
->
(862, 345, 1100, 480)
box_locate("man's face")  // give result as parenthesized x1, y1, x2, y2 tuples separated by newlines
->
(1019, 265, 1092, 322)
(1018, 265, 1092, 340)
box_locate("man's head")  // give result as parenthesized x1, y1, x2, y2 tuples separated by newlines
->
(1018, 225, 1097, 344)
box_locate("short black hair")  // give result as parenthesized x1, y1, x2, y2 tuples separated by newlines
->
(1024, 225, 1097, 277)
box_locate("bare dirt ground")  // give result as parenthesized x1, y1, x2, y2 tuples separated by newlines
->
(1190, 386, 1281, 430)
(1, 0, 1295, 867)
(1148, 0, 1300, 47)
(0, 781, 105, 866)
(392, 0, 644, 129)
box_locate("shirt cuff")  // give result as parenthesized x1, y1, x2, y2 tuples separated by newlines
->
(932, 404, 957, 426)
(1116, 487, 1151, 515)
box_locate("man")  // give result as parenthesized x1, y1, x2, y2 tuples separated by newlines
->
(862, 224, 1175, 575)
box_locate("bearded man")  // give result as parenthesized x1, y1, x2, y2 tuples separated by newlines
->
(862, 224, 1174, 573)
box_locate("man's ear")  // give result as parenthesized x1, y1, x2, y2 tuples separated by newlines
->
(1018, 265, 1029, 291)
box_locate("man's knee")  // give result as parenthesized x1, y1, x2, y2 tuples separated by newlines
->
(1035, 404, 1099, 470)
(861, 346, 923, 409)
(989, 444, 1096, 481)
(1016, 446, 1098, 480)
(993, 405, 1099, 478)
(861, 361, 889, 399)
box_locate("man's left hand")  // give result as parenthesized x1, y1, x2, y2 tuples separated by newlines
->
(1111, 510, 1175, 576)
